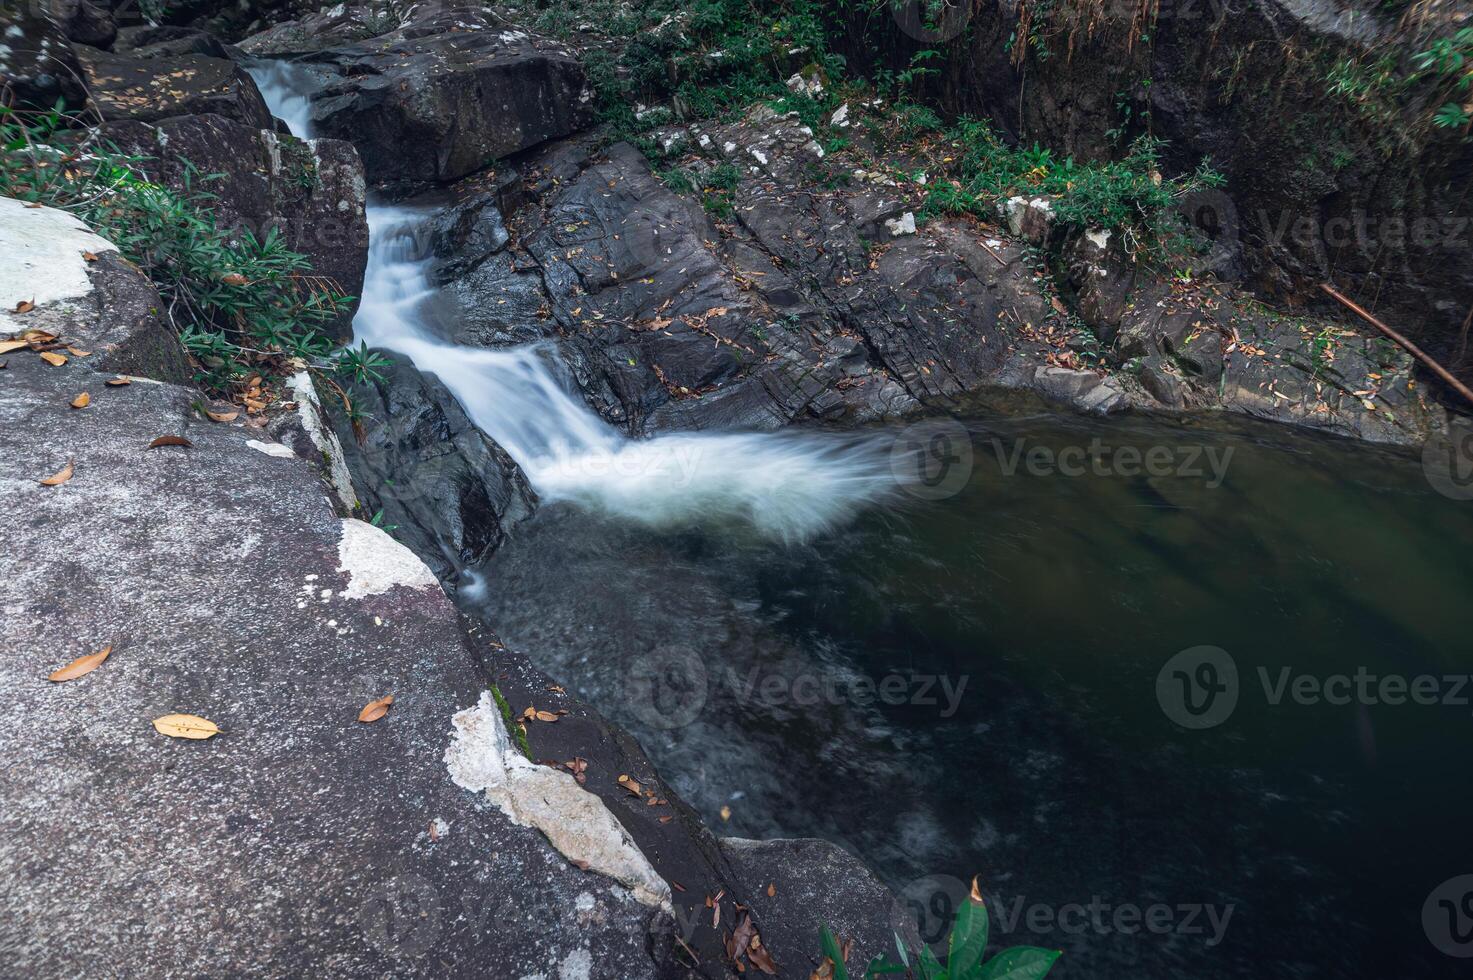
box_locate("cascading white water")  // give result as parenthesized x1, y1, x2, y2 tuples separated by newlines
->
(250, 64, 914, 541)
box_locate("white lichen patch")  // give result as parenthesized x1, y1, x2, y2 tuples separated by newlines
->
(885, 212, 917, 237)
(0, 198, 114, 329)
(335, 518, 439, 600)
(287, 371, 358, 511)
(246, 440, 297, 459)
(445, 692, 671, 911)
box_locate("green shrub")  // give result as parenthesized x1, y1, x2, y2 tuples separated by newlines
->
(0, 102, 356, 391)
(819, 882, 1061, 979)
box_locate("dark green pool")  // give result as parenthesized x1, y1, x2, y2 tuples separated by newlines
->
(467, 411, 1473, 978)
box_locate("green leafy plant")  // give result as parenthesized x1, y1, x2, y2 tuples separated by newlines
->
(819, 883, 1060, 979)
(0, 102, 353, 392)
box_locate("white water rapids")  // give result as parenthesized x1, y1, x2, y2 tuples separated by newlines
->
(251, 63, 916, 541)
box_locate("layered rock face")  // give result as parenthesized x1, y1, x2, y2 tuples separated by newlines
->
(240, 3, 595, 187)
(838, 0, 1473, 366)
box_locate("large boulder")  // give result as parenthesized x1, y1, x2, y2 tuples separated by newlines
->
(75, 45, 273, 129)
(45, 0, 117, 49)
(240, 4, 595, 186)
(0, 8, 89, 110)
(311, 353, 538, 581)
(100, 113, 369, 337)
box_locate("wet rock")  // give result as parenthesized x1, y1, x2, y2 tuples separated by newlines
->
(113, 24, 227, 59)
(99, 113, 369, 337)
(75, 46, 273, 129)
(720, 836, 923, 973)
(241, 4, 594, 186)
(1064, 227, 1135, 344)
(46, 0, 116, 49)
(315, 353, 537, 581)
(0, 8, 89, 110)
(1136, 355, 1186, 408)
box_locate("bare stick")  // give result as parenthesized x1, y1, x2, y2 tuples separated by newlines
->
(1320, 282, 1473, 408)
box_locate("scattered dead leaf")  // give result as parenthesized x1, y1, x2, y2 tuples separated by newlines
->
(220, 273, 249, 286)
(358, 694, 394, 723)
(147, 435, 192, 449)
(970, 875, 984, 903)
(13, 300, 35, 314)
(70, 392, 90, 409)
(106, 376, 131, 386)
(719, 805, 732, 821)
(767, 882, 775, 898)
(39, 351, 67, 367)
(66, 346, 91, 357)
(152, 714, 221, 739)
(48, 644, 113, 682)
(0, 339, 28, 355)
(82, 251, 99, 262)
(205, 409, 239, 423)
(617, 773, 644, 797)
(39, 460, 74, 486)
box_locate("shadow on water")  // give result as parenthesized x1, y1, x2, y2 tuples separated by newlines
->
(463, 413, 1473, 979)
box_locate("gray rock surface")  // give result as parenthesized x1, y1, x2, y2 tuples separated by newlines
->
(240, 3, 594, 187)
(0, 203, 671, 978)
(75, 45, 273, 129)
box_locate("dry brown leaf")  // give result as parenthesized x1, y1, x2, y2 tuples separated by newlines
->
(658, 814, 673, 824)
(970, 875, 984, 903)
(106, 376, 131, 386)
(147, 435, 192, 449)
(152, 714, 221, 739)
(719, 804, 732, 821)
(617, 774, 644, 797)
(70, 392, 90, 409)
(82, 251, 98, 262)
(39, 351, 67, 367)
(39, 460, 74, 486)
(205, 409, 239, 423)
(66, 346, 92, 357)
(534, 709, 558, 722)
(0, 339, 28, 355)
(767, 882, 775, 898)
(48, 645, 113, 682)
(748, 942, 778, 974)
(221, 273, 249, 286)
(358, 694, 394, 723)
(23, 329, 56, 344)
(13, 299, 35, 314)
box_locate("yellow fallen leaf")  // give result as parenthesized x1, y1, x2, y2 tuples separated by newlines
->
(70, 392, 90, 409)
(358, 695, 394, 723)
(39, 460, 73, 486)
(205, 409, 239, 423)
(0, 340, 27, 355)
(48, 645, 113, 682)
(13, 299, 34, 314)
(39, 351, 67, 367)
(152, 714, 221, 739)
(66, 346, 91, 357)
(105, 376, 131, 386)
(82, 251, 98, 262)
(147, 435, 192, 449)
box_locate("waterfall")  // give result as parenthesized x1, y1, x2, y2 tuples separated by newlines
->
(249, 63, 913, 542)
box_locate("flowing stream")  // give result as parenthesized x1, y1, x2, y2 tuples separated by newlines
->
(251, 62, 910, 542)
(249, 64, 1473, 979)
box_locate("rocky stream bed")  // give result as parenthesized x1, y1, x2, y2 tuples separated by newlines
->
(3, 1, 1472, 977)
